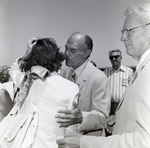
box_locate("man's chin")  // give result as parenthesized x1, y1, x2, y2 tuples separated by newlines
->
(65, 62, 72, 67)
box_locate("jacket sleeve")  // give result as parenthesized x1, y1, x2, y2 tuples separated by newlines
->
(79, 73, 111, 131)
(80, 125, 150, 148)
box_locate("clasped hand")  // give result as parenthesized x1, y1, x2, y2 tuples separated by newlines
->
(55, 108, 83, 128)
(56, 134, 81, 148)
(105, 115, 116, 134)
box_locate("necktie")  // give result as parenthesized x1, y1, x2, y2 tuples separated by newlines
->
(72, 71, 76, 83)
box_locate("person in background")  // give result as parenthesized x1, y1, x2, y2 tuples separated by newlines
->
(0, 37, 79, 148)
(0, 84, 13, 122)
(0, 65, 10, 83)
(104, 49, 133, 135)
(56, 32, 111, 136)
(0, 65, 14, 122)
(57, 3, 150, 147)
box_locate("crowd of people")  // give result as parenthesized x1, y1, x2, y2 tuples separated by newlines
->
(0, 3, 150, 148)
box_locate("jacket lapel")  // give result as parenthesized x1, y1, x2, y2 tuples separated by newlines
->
(76, 75, 87, 91)
(76, 61, 91, 91)
(136, 52, 150, 74)
(116, 52, 150, 111)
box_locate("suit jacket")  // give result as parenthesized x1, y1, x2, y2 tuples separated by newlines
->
(61, 61, 111, 133)
(80, 53, 150, 147)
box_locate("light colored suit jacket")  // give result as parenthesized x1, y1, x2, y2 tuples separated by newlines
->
(61, 61, 111, 133)
(80, 54, 150, 147)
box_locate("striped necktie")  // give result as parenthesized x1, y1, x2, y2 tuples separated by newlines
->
(71, 70, 76, 83)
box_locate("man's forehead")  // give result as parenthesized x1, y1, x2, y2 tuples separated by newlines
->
(68, 34, 84, 42)
(110, 51, 121, 56)
(124, 13, 140, 28)
(66, 34, 85, 47)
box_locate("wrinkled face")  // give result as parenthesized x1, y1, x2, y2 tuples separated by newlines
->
(65, 34, 88, 69)
(109, 51, 122, 68)
(121, 13, 150, 61)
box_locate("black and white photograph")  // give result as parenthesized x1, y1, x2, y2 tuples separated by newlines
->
(0, 0, 150, 148)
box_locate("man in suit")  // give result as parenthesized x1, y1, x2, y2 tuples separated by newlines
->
(57, 3, 150, 147)
(56, 32, 111, 136)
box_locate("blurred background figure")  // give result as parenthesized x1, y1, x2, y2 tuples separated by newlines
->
(103, 49, 133, 136)
(0, 65, 10, 83)
(0, 65, 13, 122)
(104, 49, 133, 115)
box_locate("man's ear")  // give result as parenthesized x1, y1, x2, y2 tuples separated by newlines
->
(83, 49, 92, 58)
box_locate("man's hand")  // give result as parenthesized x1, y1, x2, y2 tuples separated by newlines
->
(105, 115, 116, 134)
(56, 135, 81, 148)
(55, 108, 83, 127)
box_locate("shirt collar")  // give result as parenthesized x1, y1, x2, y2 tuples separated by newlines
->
(73, 59, 89, 77)
(110, 65, 125, 72)
(136, 49, 150, 72)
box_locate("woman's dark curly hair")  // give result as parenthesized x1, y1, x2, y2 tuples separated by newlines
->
(20, 38, 65, 72)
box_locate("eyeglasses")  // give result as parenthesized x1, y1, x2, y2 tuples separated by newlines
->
(121, 23, 150, 37)
(109, 55, 121, 60)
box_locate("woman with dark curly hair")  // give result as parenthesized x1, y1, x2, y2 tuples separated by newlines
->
(21, 38, 64, 73)
(0, 38, 79, 148)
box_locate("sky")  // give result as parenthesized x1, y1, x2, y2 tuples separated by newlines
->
(0, 0, 150, 68)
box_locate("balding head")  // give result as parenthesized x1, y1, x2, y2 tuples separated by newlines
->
(67, 32, 93, 51)
(65, 32, 93, 69)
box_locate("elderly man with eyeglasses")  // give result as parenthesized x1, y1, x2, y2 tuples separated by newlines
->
(57, 3, 150, 148)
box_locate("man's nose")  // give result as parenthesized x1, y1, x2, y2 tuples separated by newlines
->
(65, 50, 70, 59)
(65, 50, 68, 56)
(121, 33, 127, 42)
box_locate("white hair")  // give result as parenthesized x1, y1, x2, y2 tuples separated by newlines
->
(124, 3, 150, 25)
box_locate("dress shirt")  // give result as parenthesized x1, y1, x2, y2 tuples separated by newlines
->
(73, 60, 89, 83)
(104, 65, 133, 102)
